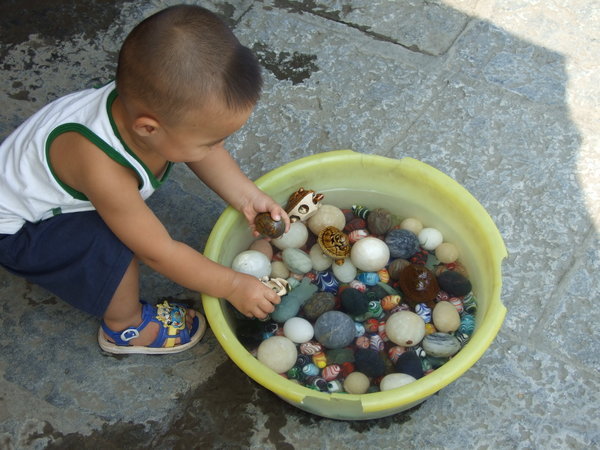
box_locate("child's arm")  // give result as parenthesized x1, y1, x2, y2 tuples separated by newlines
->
(50, 134, 279, 318)
(186, 144, 290, 235)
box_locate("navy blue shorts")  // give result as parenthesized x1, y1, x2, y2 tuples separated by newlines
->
(0, 211, 133, 317)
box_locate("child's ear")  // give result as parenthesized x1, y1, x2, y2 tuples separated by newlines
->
(132, 116, 161, 137)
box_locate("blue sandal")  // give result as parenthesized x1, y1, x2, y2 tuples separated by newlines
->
(98, 300, 206, 354)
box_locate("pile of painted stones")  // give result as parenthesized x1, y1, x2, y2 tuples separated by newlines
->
(231, 188, 477, 394)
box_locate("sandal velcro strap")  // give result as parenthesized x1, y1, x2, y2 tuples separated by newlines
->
(101, 300, 198, 348)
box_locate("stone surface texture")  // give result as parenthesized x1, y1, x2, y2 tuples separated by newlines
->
(0, 0, 598, 448)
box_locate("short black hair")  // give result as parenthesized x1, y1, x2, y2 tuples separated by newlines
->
(116, 5, 262, 121)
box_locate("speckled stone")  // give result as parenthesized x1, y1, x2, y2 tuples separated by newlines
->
(314, 311, 356, 349)
(367, 208, 393, 235)
(302, 292, 336, 321)
(385, 229, 420, 259)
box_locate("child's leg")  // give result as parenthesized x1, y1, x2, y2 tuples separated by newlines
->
(101, 257, 197, 347)
(0, 210, 204, 352)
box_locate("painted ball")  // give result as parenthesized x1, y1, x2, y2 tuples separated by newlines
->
(272, 221, 308, 250)
(283, 317, 314, 344)
(385, 229, 420, 259)
(257, 336, 298, 373)
(350, 237, 390, 272)
(231, 250, 271, 278)
(314, 311, 356, 349)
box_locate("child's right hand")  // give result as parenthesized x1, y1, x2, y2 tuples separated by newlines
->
(226, 273, 282, 319)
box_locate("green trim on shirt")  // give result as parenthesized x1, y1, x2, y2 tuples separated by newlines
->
(45, 123, 144, 201)
(106, 89, 173, 188)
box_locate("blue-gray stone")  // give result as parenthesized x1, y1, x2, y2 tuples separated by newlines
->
(385, 229, 420, 259)
(314, 311, 356, 349)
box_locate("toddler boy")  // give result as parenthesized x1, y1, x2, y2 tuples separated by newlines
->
(0, 5, 288, 354)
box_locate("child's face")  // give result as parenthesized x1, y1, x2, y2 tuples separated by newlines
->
(150, 102, 254, 162)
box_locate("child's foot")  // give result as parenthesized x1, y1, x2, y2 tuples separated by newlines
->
(98, 301, 206, 354)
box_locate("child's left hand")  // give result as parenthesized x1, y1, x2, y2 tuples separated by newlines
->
(239, 191, 290, 238)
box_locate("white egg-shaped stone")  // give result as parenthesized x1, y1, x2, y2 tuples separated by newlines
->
(350, 237, 390, 272)
(307, 204, 346, 235)
(283, 317, 314, 343)
(270, 261, 290, 279)
(380, 373, 417, 391)
(332, 259, 357, 283)
(309, 243, 333, 271)
(418, 227, 444, 251)
(231, 250, 271, 278)
(343, 372, 370, 394)
(257, 336, 298, 373)
(385, 311, 425, 347)
(432, 301, 461, 332)
(272, 221, 308, 250)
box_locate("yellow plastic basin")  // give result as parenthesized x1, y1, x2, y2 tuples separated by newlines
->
(202, 150, 507, 420)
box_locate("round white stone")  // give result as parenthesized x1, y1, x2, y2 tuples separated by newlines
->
(418, 227, 444, 251)
(332, 258, 357, 283)
(385, 311, 425, 347)
(283, 317, 314, 343)
(350, 237, 390, 272)
(231, 250, 271, 278)
(257, 336, 298, 373)
(307, 204, 346, 235)
(272, 221, 308, 249)
(380, 373, 417, 391)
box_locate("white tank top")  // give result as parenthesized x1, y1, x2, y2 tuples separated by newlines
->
(0, 81, 173, 234)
